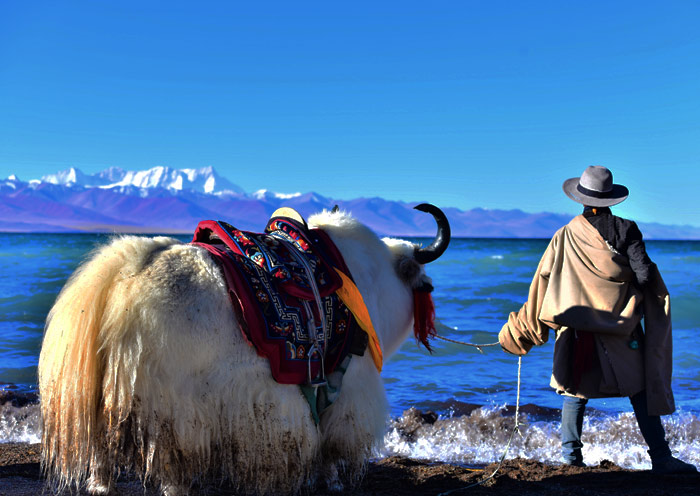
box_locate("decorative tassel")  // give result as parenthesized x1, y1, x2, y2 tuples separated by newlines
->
(413, 289, 437, 352)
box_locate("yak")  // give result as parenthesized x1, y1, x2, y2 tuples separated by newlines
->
(38, 204, 450, 495)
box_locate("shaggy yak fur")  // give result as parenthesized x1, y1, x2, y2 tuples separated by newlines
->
(38, 209, 436, 495)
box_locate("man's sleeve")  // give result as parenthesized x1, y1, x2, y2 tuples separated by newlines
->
(625, 221, 654, 287)
(498, 237, 557, 355)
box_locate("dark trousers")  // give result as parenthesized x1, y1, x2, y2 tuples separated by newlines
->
(561, 390, 672, 464)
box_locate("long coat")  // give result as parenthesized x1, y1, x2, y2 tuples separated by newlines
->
(499, 215, 675, 416)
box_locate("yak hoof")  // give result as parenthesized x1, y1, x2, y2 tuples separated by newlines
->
(323, 463, 345, 493)
(161, 483, 188, 496)
(86, 475, 113, 495)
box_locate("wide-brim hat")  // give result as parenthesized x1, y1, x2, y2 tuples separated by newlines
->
(562, 166, 629, 207)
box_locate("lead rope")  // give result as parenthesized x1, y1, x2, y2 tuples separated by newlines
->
(433, 333, 500, 354)
(437, 355, 523, 496)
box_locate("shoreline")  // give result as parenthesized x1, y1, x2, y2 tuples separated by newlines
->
(1, 443, 699, 495)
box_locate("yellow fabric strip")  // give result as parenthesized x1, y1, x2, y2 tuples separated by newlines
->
(334, 268, 383, 372)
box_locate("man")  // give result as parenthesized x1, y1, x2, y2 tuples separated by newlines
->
(499, 165, 697, 473)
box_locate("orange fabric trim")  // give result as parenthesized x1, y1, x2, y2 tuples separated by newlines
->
(334, 268, 383, 372)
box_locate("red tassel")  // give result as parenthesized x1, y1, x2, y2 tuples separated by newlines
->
(413, 289, 437, 352)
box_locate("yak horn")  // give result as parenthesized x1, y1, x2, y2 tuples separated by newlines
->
(413, 203, 451, 264)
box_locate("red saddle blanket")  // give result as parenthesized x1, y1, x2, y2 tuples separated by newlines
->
(191, 216, 365, 385)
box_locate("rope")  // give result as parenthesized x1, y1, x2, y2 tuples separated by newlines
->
(433, 332, 500, 354)
(436, 356, 523, 496)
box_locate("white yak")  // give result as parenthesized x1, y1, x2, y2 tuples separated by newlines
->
(38, 204, 450, 495)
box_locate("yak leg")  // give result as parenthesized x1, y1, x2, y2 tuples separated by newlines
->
(319, 355, 388, 491)
(86, 424, 115, 495)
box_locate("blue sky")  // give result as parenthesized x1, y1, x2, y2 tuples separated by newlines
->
(2, 1, 699, 226)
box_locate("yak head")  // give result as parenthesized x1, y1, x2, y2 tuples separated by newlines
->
(308, 204, 450, 358)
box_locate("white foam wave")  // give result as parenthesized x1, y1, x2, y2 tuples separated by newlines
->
(378, 406, 700, 470)
(3, 400, 698, 471)
(0, 402, 41, 444)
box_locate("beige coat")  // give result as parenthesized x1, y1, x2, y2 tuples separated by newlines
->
(499, 215, 675, 415)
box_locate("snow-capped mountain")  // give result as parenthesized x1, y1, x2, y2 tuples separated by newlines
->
(252, 189, 303, 200)
(1, 166, 699, 238)
(40, 165, 246, 196)
(39, 167, 95, 187)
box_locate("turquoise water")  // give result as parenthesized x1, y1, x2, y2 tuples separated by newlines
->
(0, 233, 114, 387)
(384, 237, 700, 415)
(1, 233, 699, 468)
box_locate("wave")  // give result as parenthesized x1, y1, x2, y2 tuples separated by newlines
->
(0, 389, 41, 444)
(3, 388, 699, 472)
(378, 405, 700, 470)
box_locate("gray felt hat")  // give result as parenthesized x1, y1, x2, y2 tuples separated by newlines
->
(562, 166, 629, 207)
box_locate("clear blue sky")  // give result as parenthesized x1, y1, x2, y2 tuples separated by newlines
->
(2, 1, 699, 226)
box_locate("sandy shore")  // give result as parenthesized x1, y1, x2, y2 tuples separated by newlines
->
(1, 443, 699, 495)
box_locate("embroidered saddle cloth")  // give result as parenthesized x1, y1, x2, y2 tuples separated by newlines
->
(191, 214, 367, 385)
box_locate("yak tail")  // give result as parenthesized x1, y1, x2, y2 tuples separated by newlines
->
(38, 235, 178, 489)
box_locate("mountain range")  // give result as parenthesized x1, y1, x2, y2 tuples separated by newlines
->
(1, 166, 699, 239)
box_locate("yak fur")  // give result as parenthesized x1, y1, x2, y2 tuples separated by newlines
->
(38, 209, 431, 495)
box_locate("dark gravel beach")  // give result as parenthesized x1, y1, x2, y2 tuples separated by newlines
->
(1, 442, 699, 496)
